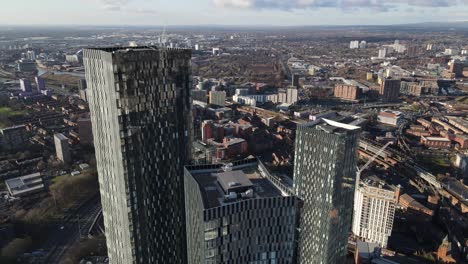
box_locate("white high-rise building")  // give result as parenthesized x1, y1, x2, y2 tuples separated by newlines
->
(359, 41, 367, 49)
(287, 87, 299, 104)
(209, 90, 226, 106)
(278, 92, 287, 103)
(26, 50, 36, 60)
(19, 79, 32, 92)
(54, 133, 71, 164)
(350, 40, 360, 49)
(233, 94, 256, 106)
(445, 48, 458, 56)
(378, 48, 387, 58)
(394, 44, 407, 54)
(352, 181, 397, 248)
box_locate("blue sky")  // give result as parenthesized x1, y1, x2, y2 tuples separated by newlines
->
(1, 0, 467, 26)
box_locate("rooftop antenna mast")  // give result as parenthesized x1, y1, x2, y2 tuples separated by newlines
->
(161, 23, 167, 46)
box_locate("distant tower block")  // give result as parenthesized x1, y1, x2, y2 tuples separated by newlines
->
(54, 133, 71, 164)
(35, 76, 46, 91)
(20, 79, 32, 92)
(292, 73, 300, 88)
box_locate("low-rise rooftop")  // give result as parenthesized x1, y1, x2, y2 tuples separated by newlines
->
(5, 173, 44, 197)
(54, 133, 69, 141)
(442, 178, 468, 202)
(448, 116, 468, 129)
(422, 136, 451, 142)
(379, 109, 403, 117)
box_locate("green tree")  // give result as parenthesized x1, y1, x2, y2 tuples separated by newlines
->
(61, 236, 107, 264)
(49, 171, 99, 209)
(1, 237, 33, 260)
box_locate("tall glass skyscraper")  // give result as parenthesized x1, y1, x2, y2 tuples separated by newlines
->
(293, 119, 361, 264)
(83, 46, 192, 264)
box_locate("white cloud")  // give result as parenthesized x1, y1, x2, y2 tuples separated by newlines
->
(96, 0, 157, 13)
(99, 0, 130, 10)
(213, 0, 466, 12)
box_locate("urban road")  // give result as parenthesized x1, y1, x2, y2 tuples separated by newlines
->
(41, 194, 102, 264)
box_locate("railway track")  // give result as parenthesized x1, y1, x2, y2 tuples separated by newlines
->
(41, 194, 101, 264)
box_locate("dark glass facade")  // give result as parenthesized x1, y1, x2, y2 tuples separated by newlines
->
(184, 159, 302, 264)
(293, 119, 361, 264)
(84, 46, 192, 264)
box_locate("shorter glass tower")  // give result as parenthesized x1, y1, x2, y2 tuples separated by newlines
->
(294, 119, 361, 264)
(184, 158, 302, 264)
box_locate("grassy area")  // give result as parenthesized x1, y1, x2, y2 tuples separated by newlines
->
(14, 171, 99, 224)
(0, 237, 33, 264)
(50, 175, 66, 184)
(0, 107, 27, 116)
(13, 197, 62, 223)
(3, 172, 99, 262)
(455, 96, 468, 104)
(49, 170, 99, 210)
(0, 181, 6, 191)
(41, 72, 80, 91)
(417, 155, 452, 175)
(61, 235, 107, 264)
(0, 106, 27, 128)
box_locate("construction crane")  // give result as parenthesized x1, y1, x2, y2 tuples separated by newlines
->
(352, 141, 394, 241)
(356, 141, 393, 185)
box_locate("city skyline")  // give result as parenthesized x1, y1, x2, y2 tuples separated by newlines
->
(0, 0, 468, 26)
(0, 6, 468, 263)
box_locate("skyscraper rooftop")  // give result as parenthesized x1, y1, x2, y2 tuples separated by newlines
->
(294, 118, 361, 263)
(299, 118, 361, 133)
(84, 45, 191, 53)
(184, 159, 302, 264)
(187, 160, 288, 209)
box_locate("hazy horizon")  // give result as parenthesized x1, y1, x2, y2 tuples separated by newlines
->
(1, 21, 468, 28)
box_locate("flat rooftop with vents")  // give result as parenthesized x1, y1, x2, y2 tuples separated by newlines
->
(5, 172, 44, 197)
(299, 118, 361, 135)
(185, 159, 291, 209)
